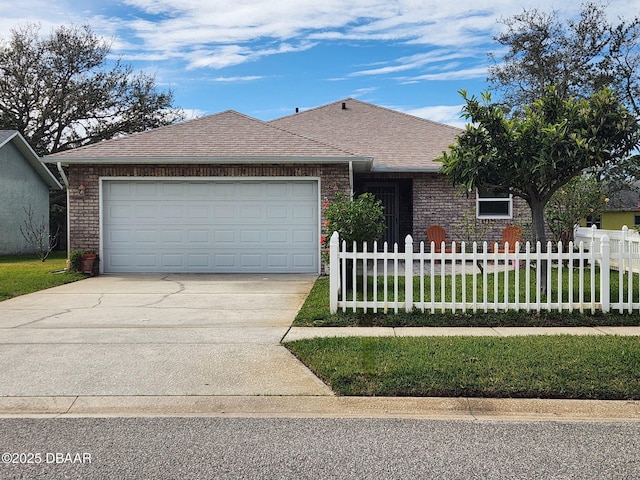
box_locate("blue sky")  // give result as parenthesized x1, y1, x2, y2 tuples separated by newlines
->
(1, 1, 638, 127)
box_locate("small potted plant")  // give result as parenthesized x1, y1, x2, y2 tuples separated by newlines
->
(70, 250, 98, 275)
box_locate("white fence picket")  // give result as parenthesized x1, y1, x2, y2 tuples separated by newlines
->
(328, 227, 640, 315)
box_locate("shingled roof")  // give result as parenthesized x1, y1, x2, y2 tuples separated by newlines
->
(46, 110, 370, 168)
(270, 98, 463, 172)
(46, 99, 461, 172)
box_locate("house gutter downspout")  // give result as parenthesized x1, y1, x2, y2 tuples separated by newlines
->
(57, 162, 71, 267)
(349, 161, 354, 200)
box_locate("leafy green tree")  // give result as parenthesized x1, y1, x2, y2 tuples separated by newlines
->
(545, 175, 609, 244)
(0, 23, 183, 155)
(440, 87, 639, 248)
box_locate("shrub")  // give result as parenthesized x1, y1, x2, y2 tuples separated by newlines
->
(321, 193, 387, 254)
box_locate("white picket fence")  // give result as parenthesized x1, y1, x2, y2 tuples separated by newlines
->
(328, 227, 640, 315)
(574, 225, 640, 273)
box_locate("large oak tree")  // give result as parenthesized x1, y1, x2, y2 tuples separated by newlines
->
(0, 23, 183, 155)
(489, 2, 640, 116)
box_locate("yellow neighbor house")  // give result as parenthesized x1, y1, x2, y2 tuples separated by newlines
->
(590, 188, 640, 231)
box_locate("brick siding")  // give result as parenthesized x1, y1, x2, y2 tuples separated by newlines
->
(67, 163, 531, 269)
(413, 173, 532, 247)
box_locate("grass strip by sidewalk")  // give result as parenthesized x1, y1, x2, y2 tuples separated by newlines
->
(285, 335, 640, 399)
(295, 277, 640, 327)
(0, 252, 86, 301)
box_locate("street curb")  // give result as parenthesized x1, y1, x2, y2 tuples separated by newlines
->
(0, 396, 638, 422)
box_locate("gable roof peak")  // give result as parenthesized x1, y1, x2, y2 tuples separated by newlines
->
(270, 98, 463, 171)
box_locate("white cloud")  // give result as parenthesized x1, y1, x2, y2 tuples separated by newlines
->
(409, 66, 489, 82)
(350, 50, 485, 77)
(208, 76, 263, 82)
(1, 0, 638, 120)
(1, 0, 636, 72)
(182, 41, 315, 70)
(403, 104, 467, 128)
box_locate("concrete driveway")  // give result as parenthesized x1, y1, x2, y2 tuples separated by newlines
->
(0, 274, 332, 400)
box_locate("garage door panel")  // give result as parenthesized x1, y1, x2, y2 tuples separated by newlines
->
(293, 254, 315, 268)
(240, 205, 261, 219)
(134, 230, 157, 244)
(267, 254, 288, 267)
(215, 230, 236, 243)
(103, 180, 318, 273)
(161, 254, 184, 268)
(240, 230, 262, 243)
(214, 206, 235, 219)
(267, 230, 288, 243)
(241, 254, 263, 268)
(163, 205, 184, 218)
(293, 229, 315, 244)
(135, 183, 158, 197)
(161, 183, 183, 196)
(108, 229, 133, 244)
(187, 204, 210, 219)
(188, 254, 210, 267)
(188, 230, 209, 243)
(161, 230, 183, 243)
(185, 183, 209, 197)
(292, 182, 315, 195)
(267, 205, 288, 219)
(292, 205, 315, 219)
(108, 182, 132, 197)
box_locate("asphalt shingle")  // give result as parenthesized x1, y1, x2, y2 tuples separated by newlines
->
(270, 98, 463, 171)
(47, 99, 462, 172)
(48, 110, 360, 160)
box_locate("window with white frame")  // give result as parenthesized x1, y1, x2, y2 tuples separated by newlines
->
(476, 188, 513, 219)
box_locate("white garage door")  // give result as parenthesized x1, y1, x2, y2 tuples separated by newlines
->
(102, 179, 319, 273)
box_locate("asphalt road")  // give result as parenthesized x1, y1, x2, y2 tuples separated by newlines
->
(0, 417, 638, 479)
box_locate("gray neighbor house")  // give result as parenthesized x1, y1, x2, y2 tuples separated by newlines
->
(45, 98, 529, 274)
(0, 131, 62, 255)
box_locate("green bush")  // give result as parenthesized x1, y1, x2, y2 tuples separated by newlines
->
(321, 192, 386, 253)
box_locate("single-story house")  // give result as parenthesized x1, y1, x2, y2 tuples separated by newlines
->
(45, 98, 529, 274)
(595, 185, 640, 230)
(1, 130, 62, 255)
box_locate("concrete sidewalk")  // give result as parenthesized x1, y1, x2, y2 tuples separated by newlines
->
(283, 325, 640, 341)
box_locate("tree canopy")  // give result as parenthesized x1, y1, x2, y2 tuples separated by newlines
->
(489, 2, 640, 117)
(0, 23, 183, 155)
(439, 87, 640, 245)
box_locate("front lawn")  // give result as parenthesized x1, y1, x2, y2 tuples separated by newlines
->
(0, 252, 86, 301)
(295, 276, 640, 327)
(285, 335, 640, 399)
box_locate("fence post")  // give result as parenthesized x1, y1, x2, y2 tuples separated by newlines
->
(329, 231, 339, 314)
(405, 235, 414, 312)
(600, 234, 610, 313)
(622, 225, 629, 272)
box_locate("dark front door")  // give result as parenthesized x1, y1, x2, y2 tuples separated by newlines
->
(362, 183, 399, 247)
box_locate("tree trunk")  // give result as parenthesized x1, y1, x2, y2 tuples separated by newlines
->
(529, 200, 548, 295)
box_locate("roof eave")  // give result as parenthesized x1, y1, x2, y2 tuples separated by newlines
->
(370, 164, 443, 173)
(44, 155, 373, 171)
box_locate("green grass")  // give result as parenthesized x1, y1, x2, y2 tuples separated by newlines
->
(285, 335, 640, 399)
(0, 252, 86, 301)
(295, 275, 640, 327)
